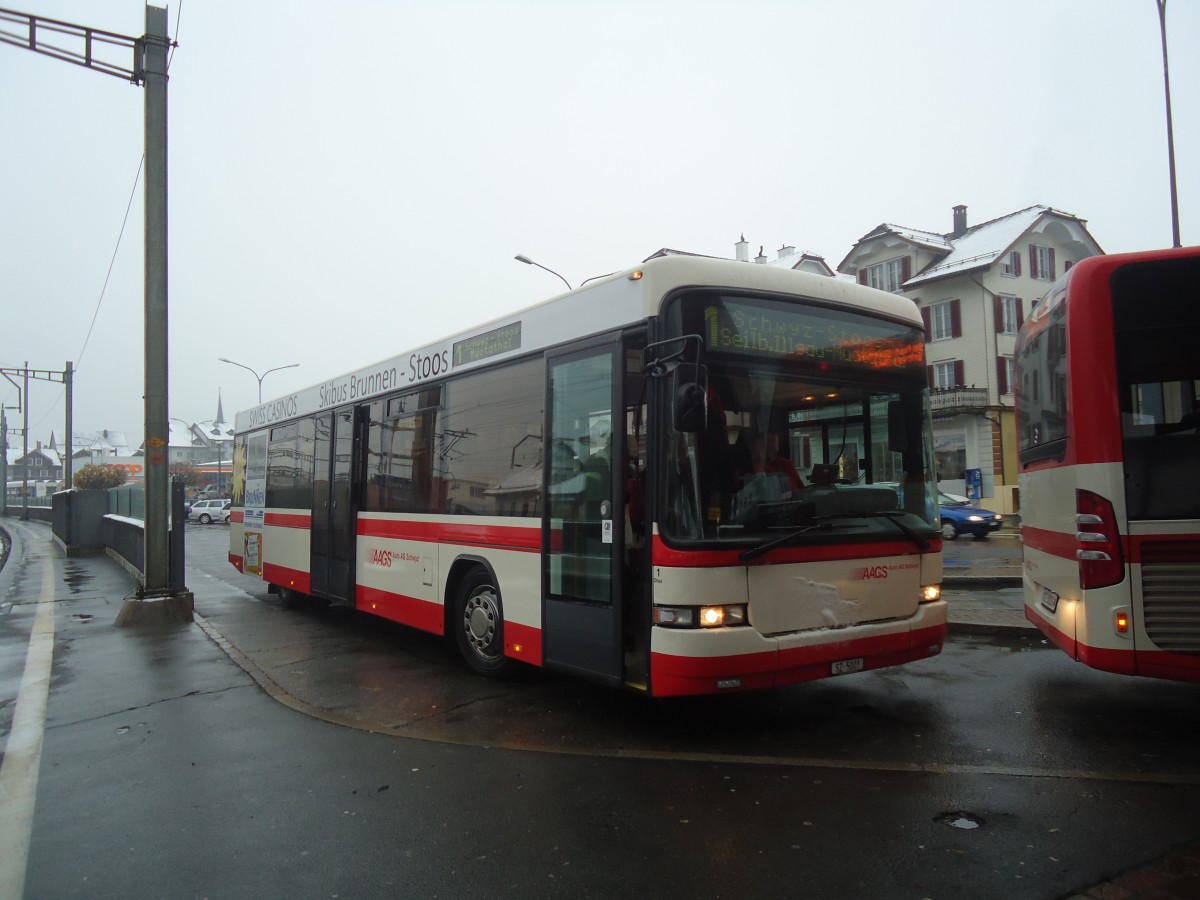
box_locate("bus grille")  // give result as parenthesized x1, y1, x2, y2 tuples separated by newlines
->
(1140, 541, 1200, 655)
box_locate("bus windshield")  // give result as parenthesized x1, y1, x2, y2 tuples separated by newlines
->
(661, 292, 939, 544)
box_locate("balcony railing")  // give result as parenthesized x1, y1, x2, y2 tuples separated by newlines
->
(930, 387, 989, 417)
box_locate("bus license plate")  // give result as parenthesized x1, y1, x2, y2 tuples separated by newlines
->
(831, 657, 864, 676)
(1040, 588, 1059, 613)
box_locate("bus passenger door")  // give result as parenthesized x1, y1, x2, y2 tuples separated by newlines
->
(543, 342, 623, 685)
(311, 407, 356, 604)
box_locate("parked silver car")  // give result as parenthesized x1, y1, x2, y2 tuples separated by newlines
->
(188, 498, 230, 524)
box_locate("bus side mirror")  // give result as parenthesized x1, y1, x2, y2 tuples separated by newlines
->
(887, 399, 908, 452)
(673, 363, 708, 433)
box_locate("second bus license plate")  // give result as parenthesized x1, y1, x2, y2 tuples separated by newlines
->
(831, 657, 864, 676)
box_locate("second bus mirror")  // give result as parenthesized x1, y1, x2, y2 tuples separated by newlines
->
(673, 363, 708, 433)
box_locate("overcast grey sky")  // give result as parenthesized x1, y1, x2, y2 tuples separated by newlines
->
(2, 0, 1197, 447)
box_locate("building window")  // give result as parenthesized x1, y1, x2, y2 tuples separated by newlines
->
(863, 256, 911, 293)
(927, 299, 961, 341)
(997, 355, 1016, 395)
(995, 295, 1024, 335)
(1001, 251, 1022, 277)
(931, 360, 962, 390)
(1030, 244, 1056, 281)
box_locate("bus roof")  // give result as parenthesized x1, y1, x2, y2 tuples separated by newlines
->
(233, 255, 923, 433)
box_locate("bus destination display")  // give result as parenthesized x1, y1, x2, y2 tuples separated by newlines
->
(703, 299, 923, 372)
(453, 322, 522, 367)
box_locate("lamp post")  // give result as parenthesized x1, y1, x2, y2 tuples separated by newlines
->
(218, 358, 299, 404)
(514, 254, 572, 291)
(1155, 0, 1181, 248)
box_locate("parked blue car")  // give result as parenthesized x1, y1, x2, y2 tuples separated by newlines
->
(937, 491, 1004, 540)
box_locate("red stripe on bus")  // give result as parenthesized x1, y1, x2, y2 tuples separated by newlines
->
(358, 584, 444, 635)
(1027, 607, 1200, 683)
(263, 562, 311, 595)
(228, 552, 243, 572)
(651, 534, 939, 568)
(266, 512, 311, 529)
(504, 620, 543, 666)
(1020, 526, 1079, 562)
(650, 623, 946, 697)
(230, 510, 244, 523)
(1129, 537, 1200, 564)
(358, 517, 541, 551)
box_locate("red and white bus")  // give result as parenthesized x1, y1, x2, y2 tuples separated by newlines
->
(1016, 245, 1200, 682)
(228, 255, 947, 696)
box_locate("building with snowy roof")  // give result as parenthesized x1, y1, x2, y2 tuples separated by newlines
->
(838, 204, 1104, 514)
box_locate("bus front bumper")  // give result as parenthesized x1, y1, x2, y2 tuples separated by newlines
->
(648, 600, 948, 697)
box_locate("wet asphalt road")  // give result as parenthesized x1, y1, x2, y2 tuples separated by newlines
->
(2, 519, 1199, 899)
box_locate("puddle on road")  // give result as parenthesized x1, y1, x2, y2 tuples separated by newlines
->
(935, 811, 984, 830)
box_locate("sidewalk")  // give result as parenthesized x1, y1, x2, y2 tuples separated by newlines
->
(941, 528, 1030, 632)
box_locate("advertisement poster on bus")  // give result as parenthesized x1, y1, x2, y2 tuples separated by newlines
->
(231, 436, 266, 575)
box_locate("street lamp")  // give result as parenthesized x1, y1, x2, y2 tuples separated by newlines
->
(514, 254, 572, 291)
(218, 358, 299, 404)
(1156, 0, 1181, 248)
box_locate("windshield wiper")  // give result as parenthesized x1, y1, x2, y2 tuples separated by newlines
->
(849, 510, 932, 551)
(739, 521, 860, 561)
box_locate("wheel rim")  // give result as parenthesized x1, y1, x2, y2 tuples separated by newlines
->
(941, 521, 956, 540)
(200, 514, 210, 524)
(462, 585, 501, 660)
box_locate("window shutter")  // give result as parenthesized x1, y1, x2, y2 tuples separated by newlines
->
(858, 268, 868, 285)
(1014, 252, 1022, 276)
(996, 357, 1008, 395)
(951, 299, 962, 337)
(921, 307, 932, 342)
(1048, 248, 1056, 279)
(902, 256, 912, 282)
(1017, 298, 1025, 328)
(927, 365, 935, 389)
(953, 360, 965, 387)
(993, 296, 1004, 332)
(1029, 243, 1038, 279)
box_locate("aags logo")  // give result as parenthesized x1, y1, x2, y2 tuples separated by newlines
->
(368, 549, 394, 568)
(855, 565, 889, 580)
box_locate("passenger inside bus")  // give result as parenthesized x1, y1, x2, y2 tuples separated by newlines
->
(752, 432, 804, 490)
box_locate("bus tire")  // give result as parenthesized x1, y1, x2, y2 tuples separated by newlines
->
(453, 568, 515, 678)
(279, 586, 305, 609)
(940, 520, 959, 541)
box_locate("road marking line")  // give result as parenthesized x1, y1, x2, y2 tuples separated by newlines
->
(0, 559, 56, 900)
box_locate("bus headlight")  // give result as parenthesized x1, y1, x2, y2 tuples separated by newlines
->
(654, 604, 748, 628)
(921, 584, 941, 603)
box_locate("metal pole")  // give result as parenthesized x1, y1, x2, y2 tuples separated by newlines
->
(22, 362, 29, 521)
(64, 360, 73, 489)
(1157, 0, 1181, 248)
(141, 3, 170, 593)
(1, 405, 7, 517)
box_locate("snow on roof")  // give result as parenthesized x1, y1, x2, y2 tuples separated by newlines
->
(6, 446, 62, 466)
(883, 225, 951, 252)
(767, 249, 833, 274)
(904, 205, 1053, 287)
(73, 430, 133, 455)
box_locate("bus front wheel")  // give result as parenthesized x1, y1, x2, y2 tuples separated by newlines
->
(454, 568, 515, 678)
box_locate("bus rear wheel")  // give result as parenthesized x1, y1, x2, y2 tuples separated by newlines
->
(454, 568, 515, 678)
(279, 586, 306, 609)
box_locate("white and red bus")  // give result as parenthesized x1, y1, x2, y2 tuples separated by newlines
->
(1016, 245, 1200, 682)
(228, 255, 947, 696)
